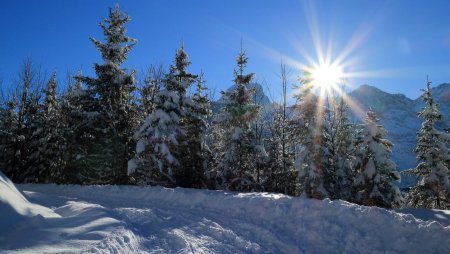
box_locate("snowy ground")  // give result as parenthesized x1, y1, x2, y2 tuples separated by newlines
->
(0, 173, 449, 253)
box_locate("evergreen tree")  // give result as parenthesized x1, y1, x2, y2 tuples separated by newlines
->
(330, 95, 356, 200)
(38, 72, 65, 182)
(129, 44, 199, 187)
(353, 109, 402, 208)
(8, 59, 44, 183)
(181, 73, 212, 188)
(138, 64, 164, 124)
(265, 63, 295, 194)
(214, 45, 265, 191)
(266, 104, 296, 194)
(77, 5, 137, 184)
(0, 100, 19, 179)
(22, 92, 43, 183)
(292, 77, 332, 199)
(406, 79, 450, 209)
(59, 72, 89, 183)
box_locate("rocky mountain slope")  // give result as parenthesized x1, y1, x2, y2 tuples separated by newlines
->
(349, 83, 450, 186)
(213, 83, 450, 187)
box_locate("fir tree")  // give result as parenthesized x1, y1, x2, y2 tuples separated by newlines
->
(265, 63, 295, 194)
(266, 104, 296, 194)
(39, 72, 65, 182)
(214, 45, 265, 191)
(181, 73, 212, 188)
(0, 100, 19, 179)
(138, 64, 164, 123)
(59, 72, 89, 183)
(353, 109, 402, 208)
(77, 5, 137, 184)
(8, 59, 44, 183)
(330, 95, 356, 200)
(22, 95, 43, 183)
(129, 44, 199, 187)
(292, 77, 332, 199)
(406, 79, 450, 209)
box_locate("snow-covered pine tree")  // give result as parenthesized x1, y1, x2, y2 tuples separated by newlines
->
(214, 45, 265, 191)
(38, 72, 65, 182)
(20, 89, 42, 183)
(0, 100, 20, 179)
(405, 79, 450, 209)
(265, 63, 295, 194)
(292, 76, 332, 199)
(138, 64, 164, 124)
(77, 5, 138, 184)
(23, 97, 43, 183)
(181, 73, 212, 188)
(4, 64, 32, 182)
(59, 72, 90, 183)
(129, 44, 199, 187)
(353, 109, 402, 208)
(266, 104, 296, 194)
(330, 95, 356, 201)
(10, 60, 44, 183)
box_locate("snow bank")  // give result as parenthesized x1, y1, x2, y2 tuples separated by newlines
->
(0, 171, 59, 233)
(396, 208, 450, 227)
(15, 184, 450, 253)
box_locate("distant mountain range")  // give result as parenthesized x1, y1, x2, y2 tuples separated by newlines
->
(213, 83, 450, 187)
(349, 83, 450, 186)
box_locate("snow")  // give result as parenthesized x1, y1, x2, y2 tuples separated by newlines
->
(0, 171, 59, 238)
(0, 173, 449, 253)
(396, 208, 450, 227)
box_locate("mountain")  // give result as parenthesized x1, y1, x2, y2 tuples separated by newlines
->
(212, 83, 450, 187)
(212, 82, 272, 112)
(349, 83, 450, 186)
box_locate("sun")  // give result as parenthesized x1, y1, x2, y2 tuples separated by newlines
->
(308, 63, 344, 93)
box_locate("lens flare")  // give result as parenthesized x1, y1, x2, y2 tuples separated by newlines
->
(309, 63, 344, 92)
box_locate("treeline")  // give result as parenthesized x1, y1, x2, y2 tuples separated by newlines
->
(0, 5, 449, 209)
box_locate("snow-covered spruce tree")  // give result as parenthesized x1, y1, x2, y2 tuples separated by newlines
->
(22, 72, 63, 183)
(137, 64, 164, 124)
(265, 63, 295, 194)
(292, 76, 332, 199)
(12, 60, 45, 183)
(129, 44, 201, 187)
(353, 109, 402, 208)
(181, 73, 212, 188)
(0, 100, 20, 179)
(77, 5, 138, 184)
(59, 72, 90, 183)
(265, 104, 296, 194)
(0, 60, 42, 182)
(37, 72, 65, 183)
(405, 79, 450, 209)
(19, 86, 42, 183)
(329, 95, 356, 201)
(214, 46, 265, 192)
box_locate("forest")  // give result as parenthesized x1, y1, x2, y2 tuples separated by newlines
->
(0, 5, 449, 210)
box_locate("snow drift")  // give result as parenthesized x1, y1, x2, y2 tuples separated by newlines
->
(0, 171, 59, 234)
(0, 173, 449, 253)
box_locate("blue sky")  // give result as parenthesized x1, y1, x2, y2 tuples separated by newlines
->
(1, 0, 449, 100)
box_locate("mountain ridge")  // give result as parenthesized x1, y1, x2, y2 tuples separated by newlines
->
(349, 83, 449, 186)
(213, 82, 450, 187)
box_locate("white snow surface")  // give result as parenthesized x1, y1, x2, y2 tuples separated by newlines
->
(0, 174, 449, 253)
(0, 171, 59, 235)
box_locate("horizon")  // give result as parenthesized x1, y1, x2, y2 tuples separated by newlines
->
(1, 0, 449, 100)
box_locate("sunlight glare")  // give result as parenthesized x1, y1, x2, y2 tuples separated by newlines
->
(309, 63, 344, 91)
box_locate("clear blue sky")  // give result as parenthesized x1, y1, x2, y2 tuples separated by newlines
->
(1, 0, 449, 100)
